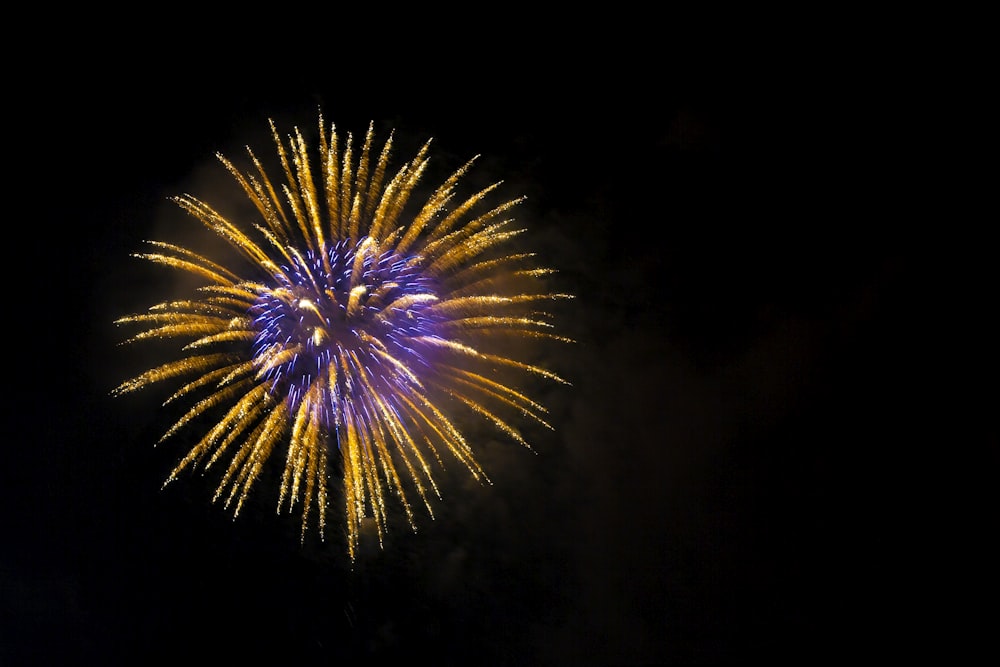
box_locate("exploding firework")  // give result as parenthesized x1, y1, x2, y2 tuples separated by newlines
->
(114, 113, 572, 558)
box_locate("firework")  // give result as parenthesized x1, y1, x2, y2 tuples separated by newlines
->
(114, 113, 572, 558)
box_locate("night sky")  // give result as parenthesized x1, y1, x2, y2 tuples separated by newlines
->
(4, 23, 980, 665)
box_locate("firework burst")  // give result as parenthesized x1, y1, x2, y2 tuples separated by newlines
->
(114, 113, 572, 558)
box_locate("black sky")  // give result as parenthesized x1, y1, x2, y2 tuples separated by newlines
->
(4, 21, 982, 666)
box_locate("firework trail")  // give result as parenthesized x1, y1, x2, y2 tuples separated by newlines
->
(114, 113, 572, 558)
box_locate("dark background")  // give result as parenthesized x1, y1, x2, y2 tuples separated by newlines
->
(3, 18, 986, 665)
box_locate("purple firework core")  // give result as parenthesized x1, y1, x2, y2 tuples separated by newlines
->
(250, 237, 439, 430)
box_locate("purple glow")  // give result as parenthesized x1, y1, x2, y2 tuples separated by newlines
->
(251, 238, 439, 429)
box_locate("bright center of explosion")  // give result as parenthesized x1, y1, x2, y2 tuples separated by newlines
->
(250, 236, 438, 426)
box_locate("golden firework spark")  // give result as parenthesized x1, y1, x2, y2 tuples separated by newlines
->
(114, 113, 572, 558)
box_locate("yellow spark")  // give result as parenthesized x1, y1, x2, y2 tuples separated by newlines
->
(114, 112, 572, 558)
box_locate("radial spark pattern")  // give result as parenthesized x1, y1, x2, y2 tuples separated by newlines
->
(114, 114, 572, 558)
